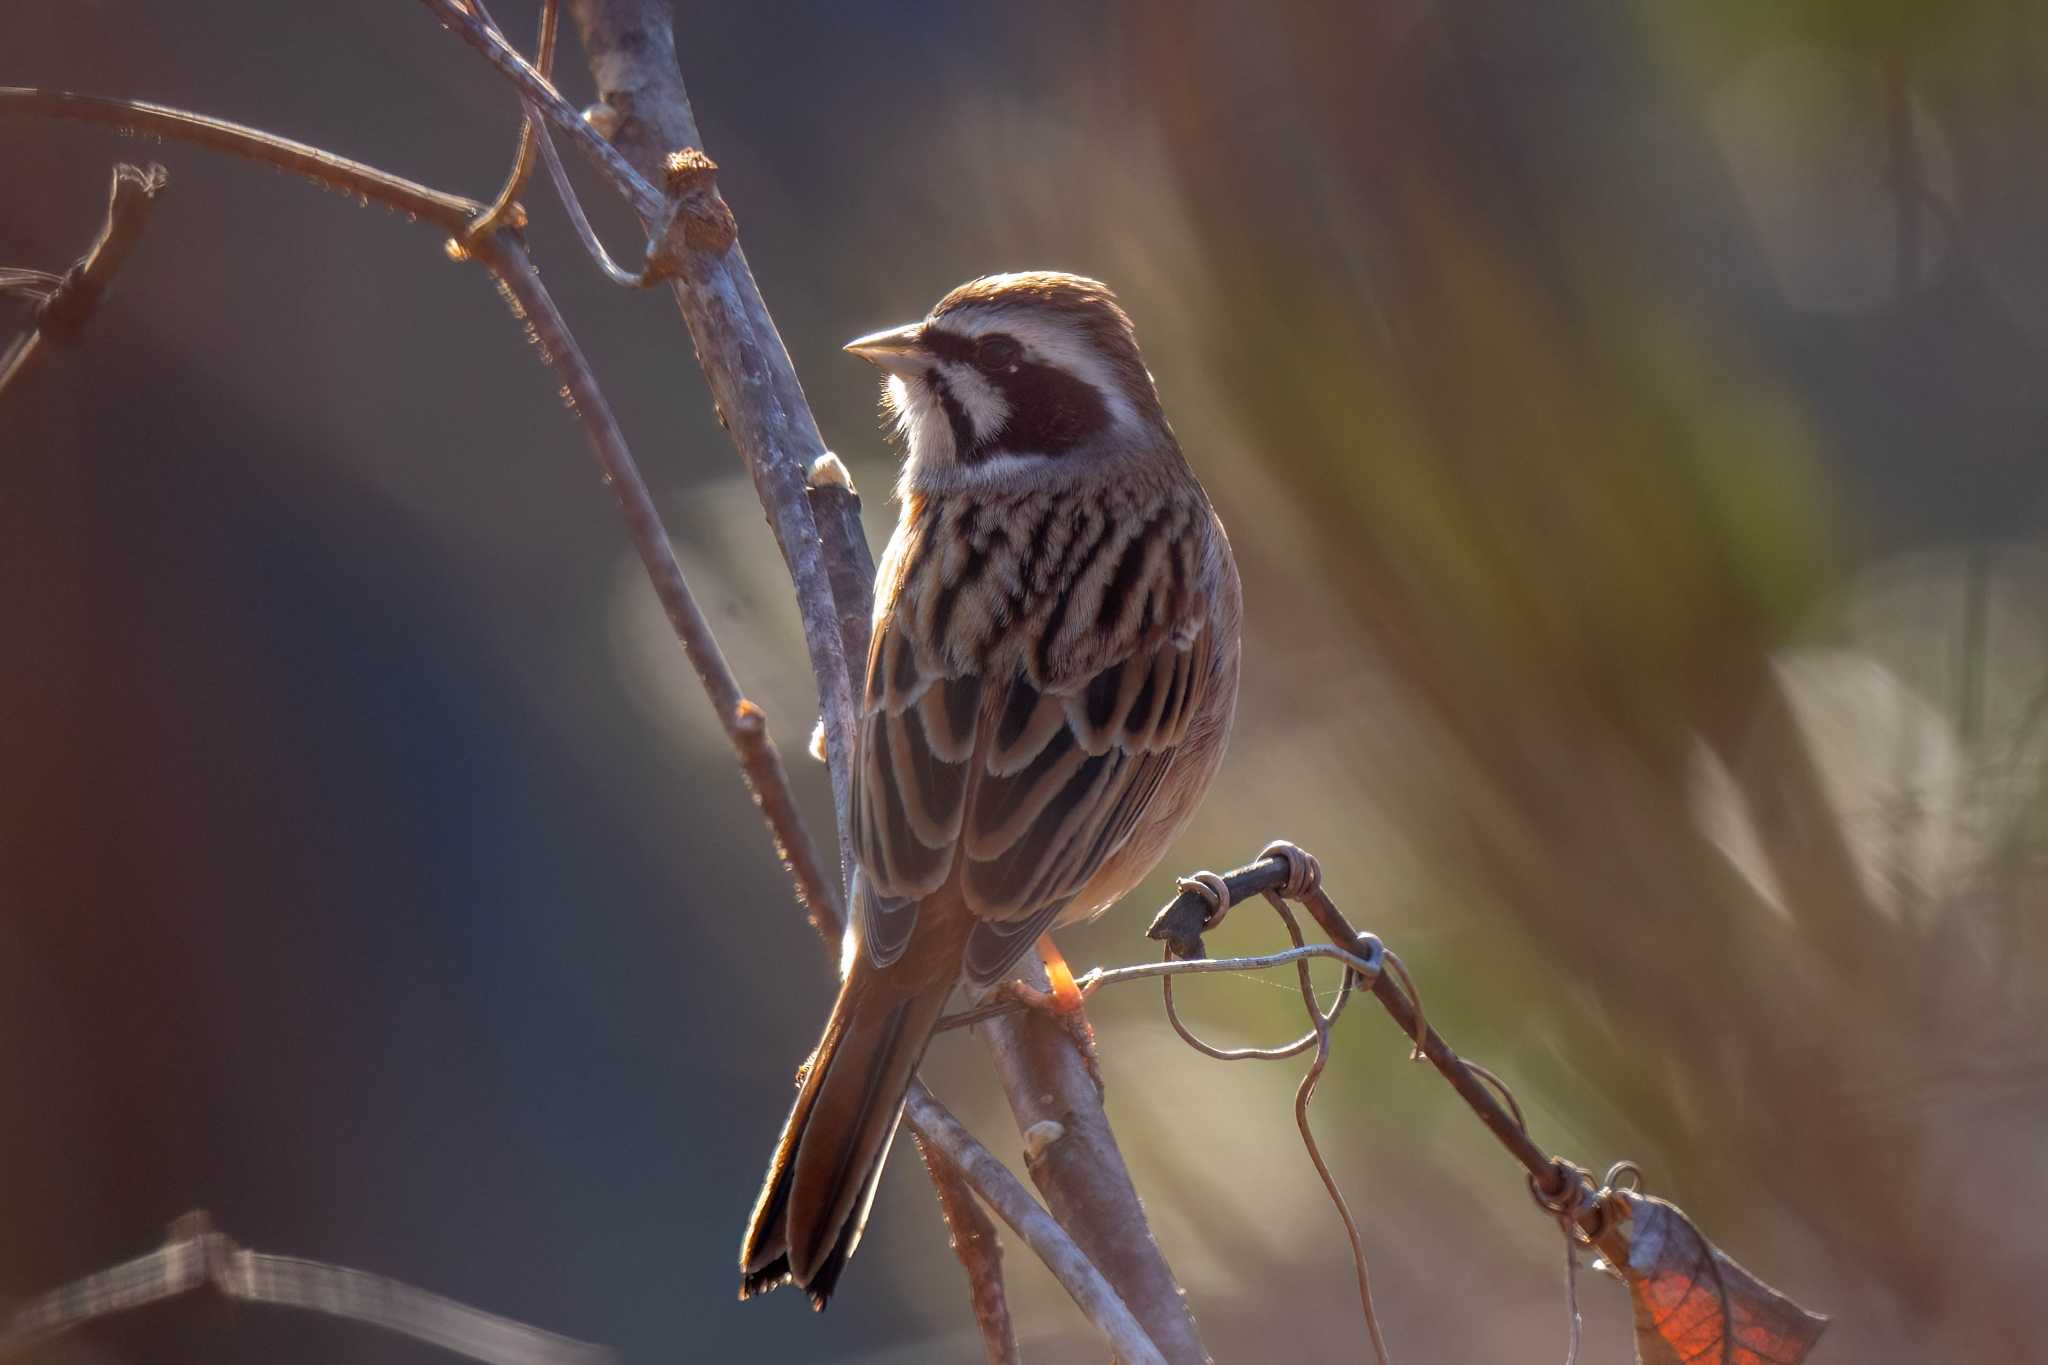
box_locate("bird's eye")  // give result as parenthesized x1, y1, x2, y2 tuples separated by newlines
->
(974, 336, 1022, 372)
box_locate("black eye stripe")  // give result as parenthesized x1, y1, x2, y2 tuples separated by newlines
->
(928, 370, 980, 456)
(975, 335, 1021, 372)
(922, 329, 977, 364)
(924, 328, 1022, 372)
(971, 361, 1109, 462)
(916, 327, 1111, 463)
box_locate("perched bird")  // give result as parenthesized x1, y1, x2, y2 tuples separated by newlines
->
(739, 271, 1242, 1307)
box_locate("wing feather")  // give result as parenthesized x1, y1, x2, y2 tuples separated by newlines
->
(853, 492, 1222, 979)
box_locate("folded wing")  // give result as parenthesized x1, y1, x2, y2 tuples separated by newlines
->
(854, 602, 1217, 988)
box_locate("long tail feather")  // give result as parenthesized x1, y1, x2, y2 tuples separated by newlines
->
(739, 964, 953, 1308)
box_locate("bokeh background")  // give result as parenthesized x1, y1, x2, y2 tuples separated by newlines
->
(6, 2, 2047, 1360)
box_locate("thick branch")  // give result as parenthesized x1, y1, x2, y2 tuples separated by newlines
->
(424, 0, 860, 885)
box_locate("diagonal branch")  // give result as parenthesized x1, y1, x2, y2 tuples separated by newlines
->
(1149, 850, 1635, 1268)
(471, 231, 843, 931)
(0, 84, 850, 937)
(421, 0, 862, 880)
(905, 1087, 1167, 1365)
(913, 1129, 1021, 1365)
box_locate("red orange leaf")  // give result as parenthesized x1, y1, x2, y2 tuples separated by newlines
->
(1613, 1190, 1827, 1365)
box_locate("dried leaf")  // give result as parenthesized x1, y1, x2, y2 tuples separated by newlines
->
(1611, 1190, 1827, 1365)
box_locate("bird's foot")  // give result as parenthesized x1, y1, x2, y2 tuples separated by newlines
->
(1027, 937, 1103, 1094)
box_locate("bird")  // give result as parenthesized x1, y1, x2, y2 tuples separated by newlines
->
(739, 271, 1242, 1308)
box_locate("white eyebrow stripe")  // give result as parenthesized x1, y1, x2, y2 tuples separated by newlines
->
(936, 362, 1010, 444)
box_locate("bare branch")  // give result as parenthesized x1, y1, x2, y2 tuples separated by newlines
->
(461, 0, 657, 287)
(0, 88, 480, 231)
(1150, 850, 1634, 1265)
(0, 161, 167, 399)
(935, 943, 1383, 1033)
(0, 81, 846, 951)
(1, 1214, 610, 1364)
(469, 231, 842, 932)
(974, 999, 1212, 1363)
(425, 0, 862, 890)
(905, 1087, 1167, 1365)
(421, 0, 664, 218)
(913, 1130, 1021, 1365)
(466, 0, 561, 241)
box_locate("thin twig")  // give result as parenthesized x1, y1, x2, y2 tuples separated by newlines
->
(913, 1131, 1021, 1365)
(0, 77, 848, 969)
(1146, 886, 1391, 1363)
(1149, 852, 1633, 1264)
(433, 0, 862, 892)
(1263, 892, 1390, 1365)
(463, 0, 651, 286)
(0, 1213, 610, 1364)
(530, 115, 651, 286)
(469, 232, 841, 931)
(466, 0, 560, 240)
(934, 943, 1382, 1034)
(0, 161, 167, 400)
(905, 1087, 1167, 1365)
(0, 88, 480, 232)
(1559, 1230, 1583, 1365)
(422, 0, 665, 218)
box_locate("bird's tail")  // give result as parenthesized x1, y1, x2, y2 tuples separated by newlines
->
(739, 957, 955, 1308)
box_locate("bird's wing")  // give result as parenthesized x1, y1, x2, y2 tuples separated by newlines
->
(854, 577, 1219, 989)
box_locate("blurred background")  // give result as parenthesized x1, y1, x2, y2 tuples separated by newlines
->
(5, 1, 2046, 1360)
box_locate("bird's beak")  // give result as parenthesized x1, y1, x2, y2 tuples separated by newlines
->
(843, 323, 928, 378)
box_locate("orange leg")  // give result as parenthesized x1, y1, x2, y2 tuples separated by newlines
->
(987, 937, 1103, 1091)
(1037, 935, 1085, 1013)
(1038, 936, 1101, 1087)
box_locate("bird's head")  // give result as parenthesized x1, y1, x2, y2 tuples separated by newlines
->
(845, 272, 1173, 492)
